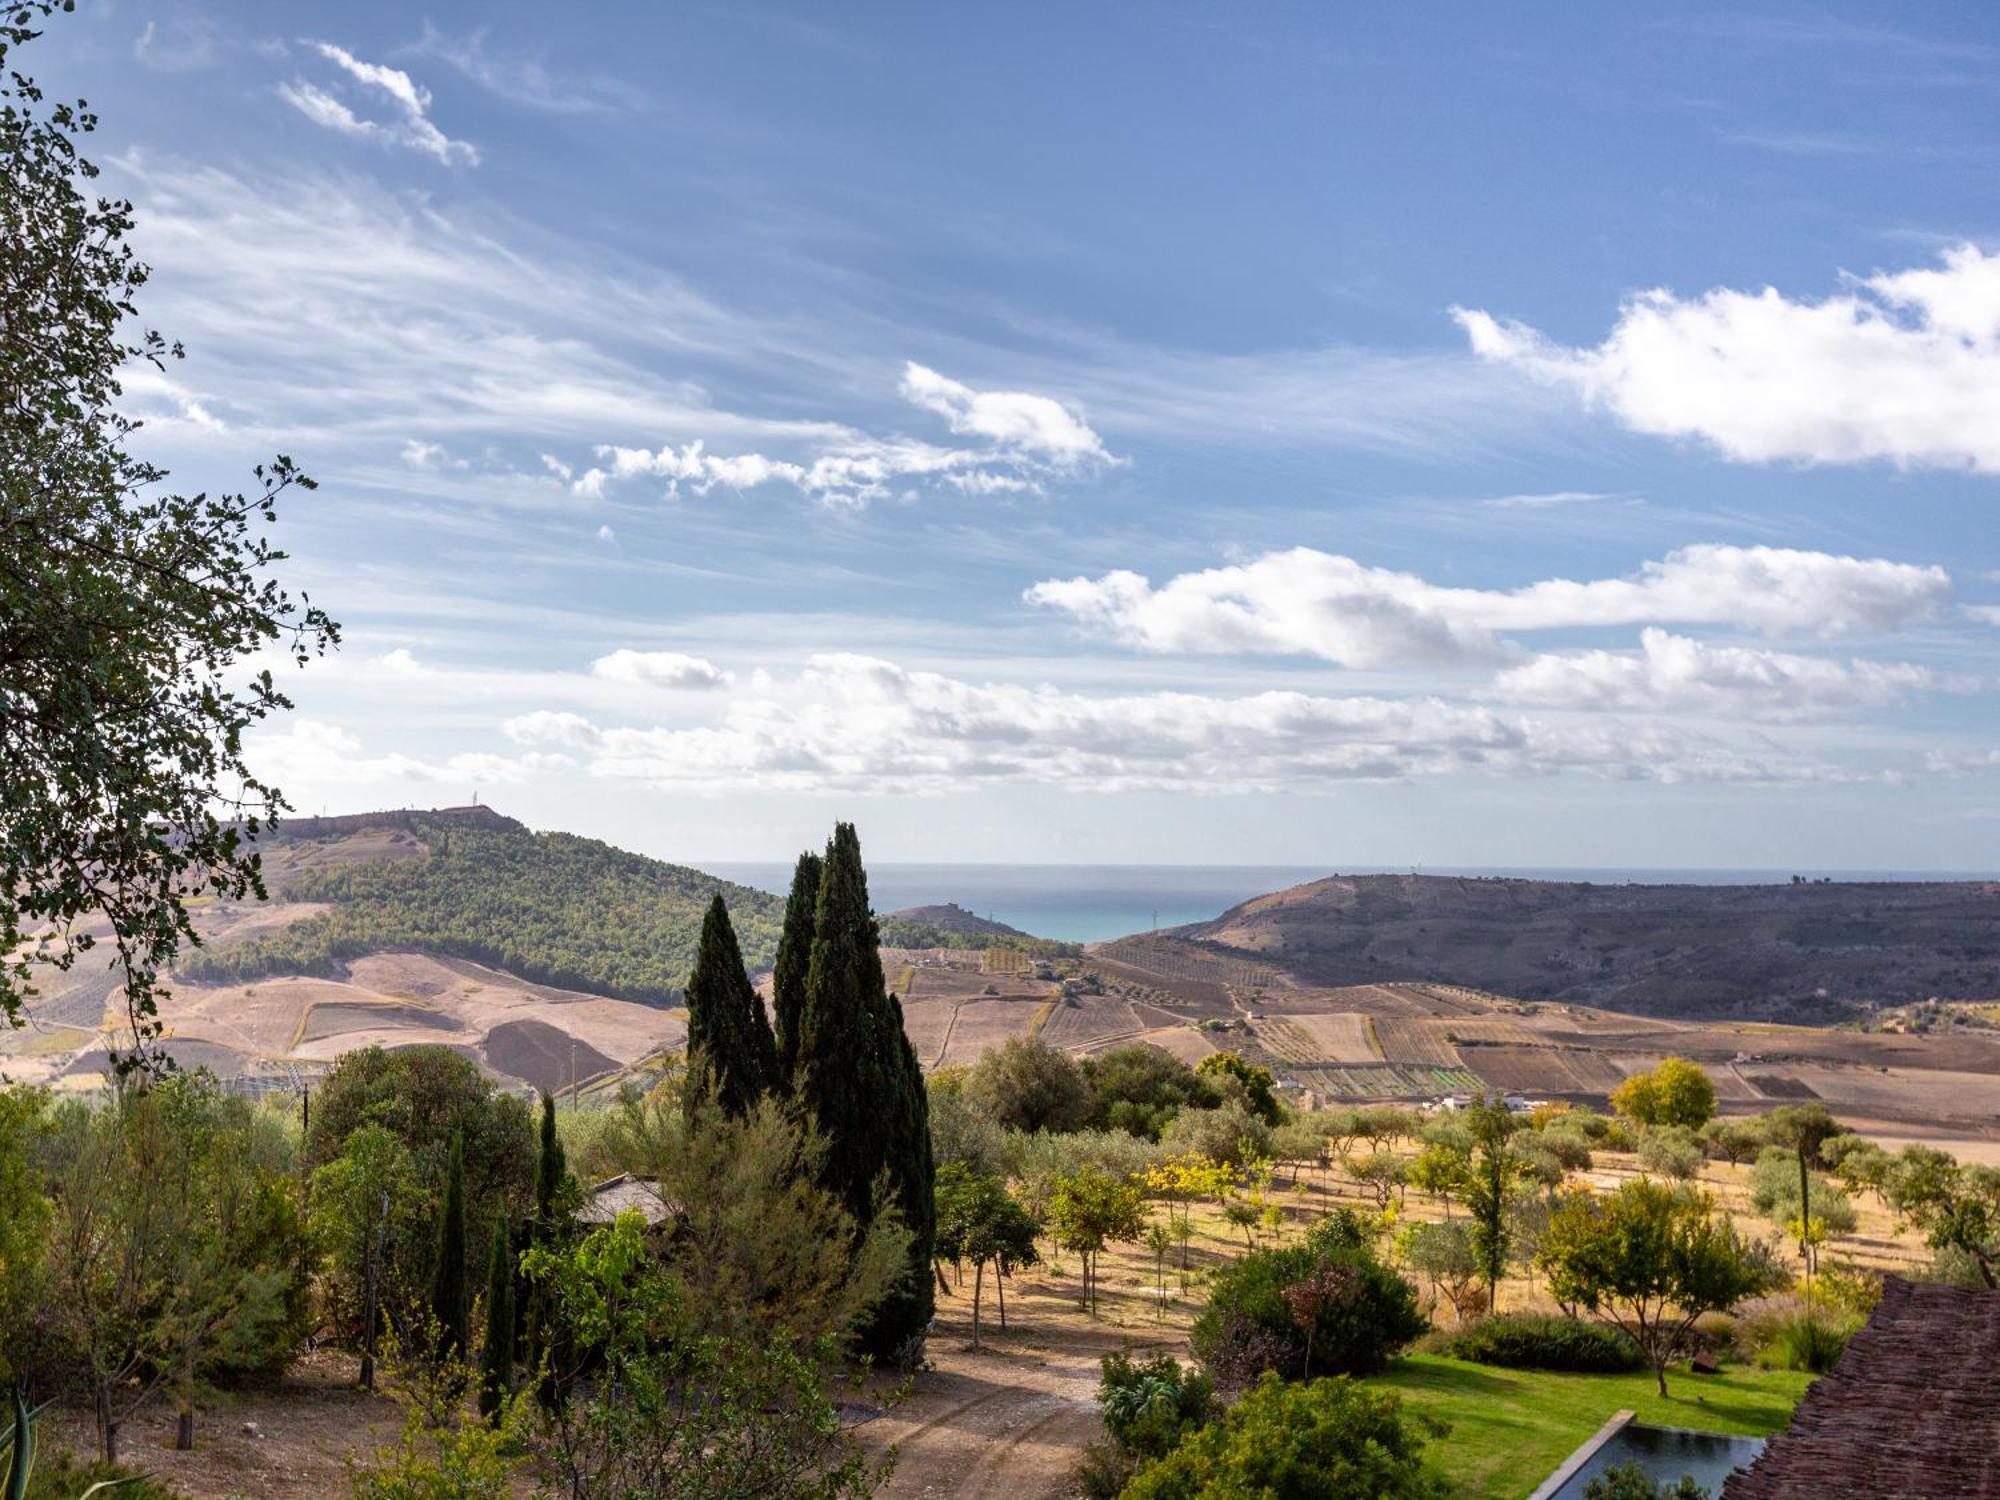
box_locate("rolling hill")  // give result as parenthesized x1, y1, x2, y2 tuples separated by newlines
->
(1166, 872, 2000, 1022)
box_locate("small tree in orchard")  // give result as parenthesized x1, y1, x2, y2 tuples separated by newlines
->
(1540, 1180, 1781, 1396)
(1462, 1101, 1521, 1315)
(1611, 1059, 1717, 1130)
(1049, 1169, 1145, 1316)
(1399, 1219, 1483, 1325)
(934, 1163, 1040, 1348)
(1888, 1144, 2000, 1289)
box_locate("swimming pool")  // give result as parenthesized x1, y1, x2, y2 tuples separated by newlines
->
(1538, 1420, 1766, 1498)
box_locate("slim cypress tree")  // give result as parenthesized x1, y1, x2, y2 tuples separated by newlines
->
(524, 1092, 569, 1405)
(478, 1215, 514, 1421)
(794, 823, 935, 1358)
(771, 850, 822, 1088)
(683, 893, 779, 1119)
(430, 1133, 469, 1365)
(534, 1091, 566, 1224)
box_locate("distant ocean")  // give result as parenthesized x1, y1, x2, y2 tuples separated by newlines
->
(702, 863, 1998, 946)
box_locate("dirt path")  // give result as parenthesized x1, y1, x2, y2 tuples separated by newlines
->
(871, 1264, 1188, 1500)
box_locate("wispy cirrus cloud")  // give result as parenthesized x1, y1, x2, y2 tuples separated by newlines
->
(1455, 244, 2000, 472)
(405, 23, 647, 114)
(279, 42, 478, 166)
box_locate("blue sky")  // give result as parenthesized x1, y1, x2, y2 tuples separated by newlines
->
(50, 1, 2000, 866)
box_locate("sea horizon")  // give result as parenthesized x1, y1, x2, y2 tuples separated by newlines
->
(704, 861, 2000, 945)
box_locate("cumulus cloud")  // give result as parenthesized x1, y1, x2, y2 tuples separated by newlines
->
(499, 654, 1858, 795)
(1027, 545, 1952, 668)
(1490, 628, 1975, 718)
(898, 362, 1111, 464)
(590, 649, 729, 690)
(565, 365, 1117, 509)
(1456, 245, 2000, 471)
(281, 43, 478, 166)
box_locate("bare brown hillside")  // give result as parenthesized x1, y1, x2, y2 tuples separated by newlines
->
(1174, 873, 2000, 1021)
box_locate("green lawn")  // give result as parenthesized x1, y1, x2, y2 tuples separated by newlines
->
(1366, 1355, 1817, 1499)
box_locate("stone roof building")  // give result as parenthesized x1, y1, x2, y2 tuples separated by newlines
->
(1720, 1277, 2000, 1498)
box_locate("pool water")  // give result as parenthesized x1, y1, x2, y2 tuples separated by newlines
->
(1545, 1423, 1767, 1497)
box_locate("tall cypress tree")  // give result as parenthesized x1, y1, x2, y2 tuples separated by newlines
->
(794, 823, 935, 1358)
(534, 1091, 566, 1225)
(430, 1133, 469, 1365)
(682, 893, 779, 1119)
(771, 850, 822, 1088)
(478, 1215, 514, 1421)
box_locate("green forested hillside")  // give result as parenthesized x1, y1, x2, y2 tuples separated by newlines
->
(177, 820, 784, 1004)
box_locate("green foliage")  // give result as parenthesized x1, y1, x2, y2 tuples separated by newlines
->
(1397, 1220, 1482, 1324)
(1082, 1044, 1218, 1140)
(306, 1046, 534, 1334)
(924, 1071, 1005, 1175)
(1638, 1125, 1706, 1182)
(1190, 1229, 1424, 1382)
(1096, 1353, 1213, 1460)
(524, 1212, 891, 1499)
(179, 822, 782, 1005)
(1699, 1117, 1766, 1165)
(874, 914, 1076, 956)
(1887, 1143, 2000, 1289)
(792, 824, 933, 1360)
(1539, 1180, 1783, 1396)
(1611, 1058, 1717, 1130)
(1426, 1314, 1644, 1373)
(1746, 1309, 1854, 1373)
(604, 1092, 909, 1347)
(350, 1353, 529, 1500)
(1583, 1463, 1709, 1500)
(1748, 1147, 1856, 1234)
(964, 1037, 1093, 1134)
(770, 851, 821, 1088)
(430, 1135, 469, 1365)
(0, 1090, 50, 1380)
(19, 1447, 176, 1500)
(1193, 1054, 1280, 1126)
(41, 1076, 313, 1461)
(1047, 1169, 1146, 1315)
(683, 894, 779, 1119)
(477, 1216, 514, 1422)
(1157, 1101, 1270, 1169)
(1117, 1373, 1451, 1500)
(1462, 1102, 1520, 1314)
(933, 1165, 1039, 1345)
(0, 5, 339, 1058)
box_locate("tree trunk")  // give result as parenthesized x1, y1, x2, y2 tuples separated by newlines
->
(96, 1380, 117, 1465)
(971, 1259, 984, 1350)
(996, 1263, 1007, 1329)
(176, 1405, 195, 1451)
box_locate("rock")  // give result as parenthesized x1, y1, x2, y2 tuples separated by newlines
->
(242, 1420, 263, 1438)
(1690, 1354, 1721, 1375)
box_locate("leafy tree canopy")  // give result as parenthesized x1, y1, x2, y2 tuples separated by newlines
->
(0, 2, 337, 1064)
(1610, 1058, 1717, 1130)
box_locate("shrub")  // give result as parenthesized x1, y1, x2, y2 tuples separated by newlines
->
(1097, 1353, 1214, 1459)
(1158, 1101, 1271, 1169)
(1743, 1309, 1857, 1373)
(1429, 1313, 1644, 1373)
(1117, 1372, 1451, 1500)
(1084, 1045, 1219, 1140)
(1190, 1230, 1423, 1383)
(964, 1037, 1094, 1134)
(1583, 1463, 1710, 1500)
(1638, 1125, 1705, 1181)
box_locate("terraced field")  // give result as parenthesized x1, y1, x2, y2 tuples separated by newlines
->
(1373, 1017, 1467, 1069)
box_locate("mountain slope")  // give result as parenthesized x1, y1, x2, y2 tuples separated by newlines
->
(176, 809, 783, 1006)
(1172, 873, 2000, 1021)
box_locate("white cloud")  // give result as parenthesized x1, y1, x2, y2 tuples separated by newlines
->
(1491, 628, 1975, 718)
(565, 365, 1116, 508)
(1967, 604, 2000, 626)
(499, 653, 1861, 794)
(253, 719, 561, 790)
(898, 362, 1111, 464)
(282, 43, 478, 166)
(1456, 244, 2000, 471)
(590, 649, 729, 691)
(1027, 545, 1951, 668)
(1478, 490, 1621, 510)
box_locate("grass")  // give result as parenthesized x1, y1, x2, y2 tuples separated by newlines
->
(1368, 1354, 1816, 1499)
